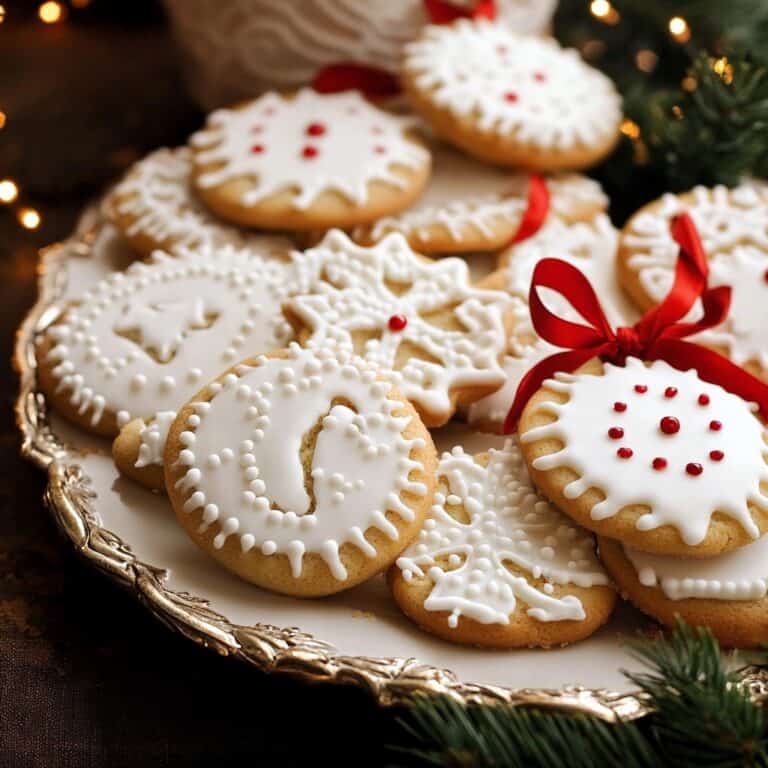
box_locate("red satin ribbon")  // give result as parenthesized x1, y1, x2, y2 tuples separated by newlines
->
(510, 174, 549, 244)
(423, 0, 497, 23)
(312, 63, 401, 99)
(503, 212, 768, 433)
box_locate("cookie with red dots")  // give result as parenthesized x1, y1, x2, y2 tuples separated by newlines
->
(402, 20, 622, 171)
(189, 88, 431, 231)
(518, 356, 768, 557)
(618, 184, 768, 381)
(599, 535, 768, 648)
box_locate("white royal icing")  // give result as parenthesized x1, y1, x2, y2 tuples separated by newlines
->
(287, 230, 511, 421)
(172, 344, 429, 580)
(135, 410, 177, 468)
(396, 439, 608, 626)
(467, 214, 635, 430)
(44, 246, 298, 428)
(520, 357, 768, 546)
(403, 20, 621, 151)
(624, 535, 768, 602)
(354, 142, 607, 248)
(106, 147, 294, 254)
(190, 88, 429, 209)
(623, 184, 768, 370)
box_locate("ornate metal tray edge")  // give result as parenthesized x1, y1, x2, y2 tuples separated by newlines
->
(15, 221, 768, 719)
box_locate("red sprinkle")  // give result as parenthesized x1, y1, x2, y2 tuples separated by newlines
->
(660, 416, 680, 435)
(388, 314, 408, 332)
(634, 385, 647, 394)
(302, 146, 319, 159)
(709, 420, 722, 431)
(686, 462, 703, 476)
(608, 427, 624, 439)
(250, 144, 265, 154)
(652, 457, 668, 471)
(504, 91, 519, 102)
(306, 122, 326, 137)
(613, 401, 627, 412)
(709, 450, 725, 461)
(617, 447, 633, 459)
(664, 387, 678, 398)
(698, 394, 710, 406)
(533, 71, 547, 82)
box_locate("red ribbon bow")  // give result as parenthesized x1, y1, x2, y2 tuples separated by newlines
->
(423, 0, 497, 23)
(503, 212, 768, 433)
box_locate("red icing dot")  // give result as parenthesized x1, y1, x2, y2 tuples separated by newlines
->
(504, 91, 519, 103)
(617, 447, 633, 459)
(698, 393, 710, 405)
(660, 416, 680, 435)
(251, 144, 265, 154)
(709, 420, 722, 431)
(686, 462, 703, 476)
(373, 145, 386, 154)
(302, 146, 319, 159)
(608, 427, 624, 439)
(388, 314, 408, 332)
(533, 71, 547, 82)
(664, 387, 678, 398)
(613, 401, 627, 412)
(634, 385, 647, 393)
(652, 457, 668, 471)
(710, 450, 725, 461)
(306, 122, 326, 137)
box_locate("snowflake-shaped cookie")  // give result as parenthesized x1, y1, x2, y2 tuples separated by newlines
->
(396, 439, 609, 627)
(286, 230, 511, 426)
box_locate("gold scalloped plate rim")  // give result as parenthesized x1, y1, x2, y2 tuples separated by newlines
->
(14, 213, 768, 719)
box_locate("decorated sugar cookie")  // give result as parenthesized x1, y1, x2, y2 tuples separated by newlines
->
(164, 345, 437, 597)
(619, 185, 768, 378)
(190, 88, 431, 230)
(519, 357, 768, 557)
(37, 245, 298, 437)
(351, 142, 608, 254)
(390, 439, 614, 648)
(467, 214, 635, 432)
(600, 536, 768, 648)
(402, 20, 622, 170)
(112, 411, 177, 491)
(284, 230, 512, 427)
(104, 147, 295, 257)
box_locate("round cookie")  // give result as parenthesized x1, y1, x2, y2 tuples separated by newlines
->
(103, 147, 295, 257)
(351, 141, 608, 254)
(402, 20, 622, 171)
(284, 229, 513, 428)
(112, 412, 176, 491)
(190, 88, 431, 230)
(618, 184, 768, 379)
(37, 245, 298, 436)
(467, 213, 635, 433)
(164, 345, 437, 597)
(390, 439, 615, 648)
(600, 536, 768, 648)
(518, 356, 768, 557)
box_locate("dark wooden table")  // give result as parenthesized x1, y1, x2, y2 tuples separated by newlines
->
(1, 10, 401, 766)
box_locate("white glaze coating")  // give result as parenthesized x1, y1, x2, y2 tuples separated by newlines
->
(624, 536, 768, 601)
(287, 230, 511, 421)
(106, 147, 294, 254)
(623, 184, 768, 369)
(172, 344, 429, 580)
(44, 246, 298, 428)
(354, 143, 607, 248)
(520, 358, 768, 545)
(467, 214, 634, 430)
(404, 20, 621, 150)
(396, 439, 608, 626)
(190, 88, 429, 209)
(135, 410, 177, 468)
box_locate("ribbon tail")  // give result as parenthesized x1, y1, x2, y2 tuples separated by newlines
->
(510, 174, 550, 244)
(503, 347, 603, 434)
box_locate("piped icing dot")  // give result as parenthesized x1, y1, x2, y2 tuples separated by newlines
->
(710, 420, 722, 431)
(387, 314, 408, 332)
(652, 457, 668, 471)
(634, 384, 647, 393)
(664, 387, 678, 398)
(686, 462, 703, 476)
(617, 447, 633, 459)
(533, 71, 547, 82)
(613, 401, 627, 412)
(608, 427, 624, 439)
(698, 394, 710, 406)
(302, 145, 319, 159)
(305, 121, 326, 136)
(710, 450, 725, 461)
(660, 416, 680, 435)
(251, 144, 265, 154)
(504, 91, 519, 102)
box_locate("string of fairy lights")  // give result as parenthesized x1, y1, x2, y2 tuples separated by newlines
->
(2, 0, 703, 234)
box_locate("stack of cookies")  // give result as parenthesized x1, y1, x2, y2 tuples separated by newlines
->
(34, 18, 768, 650)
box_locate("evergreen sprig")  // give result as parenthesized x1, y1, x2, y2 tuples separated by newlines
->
(394, 621, 768, 768)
